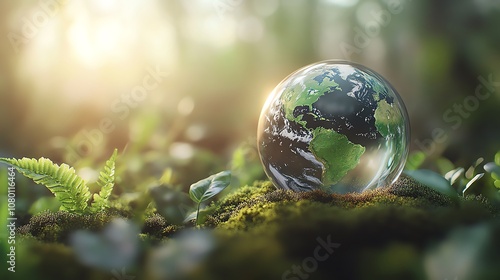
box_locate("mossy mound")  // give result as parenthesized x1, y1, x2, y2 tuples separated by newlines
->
(18, 208, 130, 243)
(190, 176, 500, 280)
(204, 176, 462, 230)
(14, 176, 500, 280)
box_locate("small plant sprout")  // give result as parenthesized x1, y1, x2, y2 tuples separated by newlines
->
(444, 167, 465, 186)
(462, 173, 484, 196)
(447, 158, 485, 196)
(0, 149, 118, 214)
(188, 170, 231, 225)
(405, 157, 485, 198)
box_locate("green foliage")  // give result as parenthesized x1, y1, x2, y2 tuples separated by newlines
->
(435, 157, 455, 175)
(404, 156, 487, 198)
(405, 151, 426, 170)
(463, 173, 485, 196)
(189, 170, 232, 204)
(484, 151, 500, 190)
(443, 158, 485, 196)
(0, 157, 92, 213)
(189, 170, 231, 225)
(90, 149, 118, 212)
(29, 197, 61, 215)
(0, 149, 118, 214)
(14, 176, 500, 280)
(444, 167, 464, 186)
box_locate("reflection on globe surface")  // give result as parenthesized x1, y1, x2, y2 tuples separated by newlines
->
(257, 61, 410, 193)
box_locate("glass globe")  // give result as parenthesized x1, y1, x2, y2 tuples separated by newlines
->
(257, 61, 410, 193)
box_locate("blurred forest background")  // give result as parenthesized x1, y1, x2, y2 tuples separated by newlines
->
(0, 0, 499, 194)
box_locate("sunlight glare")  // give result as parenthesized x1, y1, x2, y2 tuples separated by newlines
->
(91, 0, 119, 13)
(322, 0, 359, 7)
(16, 0, 178, 105)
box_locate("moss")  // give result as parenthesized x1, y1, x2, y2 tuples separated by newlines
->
(203, 176, 463, 230)
(12, 177, 500, 280)
(203, 181, 276, 227)
(142, 214, 167, 238)
(385, 175, 455, 206)
(189, 177, 500, 280)
(18, 208, 130, 243)
(210, 177, 495, 234)
(142, 214, 181, 239)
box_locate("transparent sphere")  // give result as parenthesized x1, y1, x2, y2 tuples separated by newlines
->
(257, 61, 410, 193)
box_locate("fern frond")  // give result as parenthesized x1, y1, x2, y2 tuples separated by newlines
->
(0, 157, 91, 213)
(90, 149, 117, 212)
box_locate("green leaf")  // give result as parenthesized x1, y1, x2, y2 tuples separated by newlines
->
(405, 151, 426, 171)
(485, 162, 500, 190)
(465, 158, 484, 179)
(462, 173, 484, 196)
(484, 162, 500, 177)
(189, 171, 231, 204)
(0, 157, 91, 213)
(493, 174, 500, 181)
(159, 168, 175, 185)
(29, 197, 61, 214)
(495, 151, 500, 166)
(436, 157, 455, 175)
(404, 170, 457, 199)
(444, 167, 464, 185)
(90, 149, 117, 212)
(494, 180, 500, 189)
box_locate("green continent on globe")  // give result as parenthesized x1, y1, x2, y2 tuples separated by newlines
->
(309, 127, 366, 186)
(281, 76, 340, 126)
(374, 99, 403, 137)
(366, 75, 387, 102)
